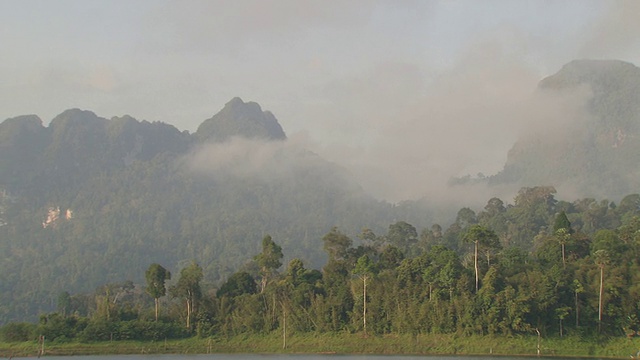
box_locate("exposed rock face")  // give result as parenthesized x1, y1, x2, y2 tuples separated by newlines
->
(195, 97, 286, 142)
(491, 60, 640, 200)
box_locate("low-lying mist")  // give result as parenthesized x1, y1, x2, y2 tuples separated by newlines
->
(299, 55, 595, 209)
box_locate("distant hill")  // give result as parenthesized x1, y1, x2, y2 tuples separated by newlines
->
(0, 97, 434, 323)
(484, 60, 640, 201)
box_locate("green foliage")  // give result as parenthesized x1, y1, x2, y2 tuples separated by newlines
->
(31, 313, 89, 342)
(0, 322, 36, 342)
(354, 255, 375, 277)
(386, 221, 418, 256)
(6, 100, 640, 342)
(145, 263, 171, 300)
(322, 227, 352, 261)
(217, 272, 257, 298)
(0, 107, 401, 324)
(554, 211, 573, 233)
(254, 235, 283, 292)
(78, 319, 187, 342)
(145, 263, 171, 321)
(8, 199, 640, 343)
(170, 262, 203, 330)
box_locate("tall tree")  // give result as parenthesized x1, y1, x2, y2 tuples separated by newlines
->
(573, 279, 584, 327)
(321, 228, 354, 331)
(170, 261, 203, 330)
(323, 227, 352, 262)
(145, 263, 171, 321)
(554, 211, 573, 267)
(353, 255, 375, 335)
(462, 224, 499, 292)
(386, 221, 418, 256)
(254, 235, 283, 293)
(594, 249, 610, 333)
(553, 211, 573, 233)
(555, 228, 571, 268)
(217, 271, 257, 298)
(456, 207, 478, 229)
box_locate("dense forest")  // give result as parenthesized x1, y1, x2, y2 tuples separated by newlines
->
(0, 98, 437, 324)
(2, 186, 640, 343)
(2, 59, 640, 328)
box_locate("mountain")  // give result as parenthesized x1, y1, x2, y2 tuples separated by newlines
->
(487, 59, 640, 200)
(195, 97, 286, 142)
(4, 59, 639, 324)
(0, 98, 427, 324)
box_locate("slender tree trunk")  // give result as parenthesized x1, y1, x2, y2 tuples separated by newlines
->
(261, 274, 268, 293)
(363, 275, 367, 335)
(282, 303, 287, 349)
(186, 292, 192, 330)
(474, 241, 479, 292)
(598, 265, 604, 333)
(154, 297, 159, 322)
(561, 243, 566, 267)
(575, 291, 579, 327)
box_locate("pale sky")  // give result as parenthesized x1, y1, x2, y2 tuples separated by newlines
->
(1, 0, 639, 202)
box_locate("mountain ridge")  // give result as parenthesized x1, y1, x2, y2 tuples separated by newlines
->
(2, 59, 640, 324)
(479, 59, 640, 201)
(0, 96, 407, 323)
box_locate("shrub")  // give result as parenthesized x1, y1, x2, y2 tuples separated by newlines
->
(0, 322, 36, 342)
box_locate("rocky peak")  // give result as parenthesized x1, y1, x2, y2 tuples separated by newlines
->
(539, 59, 640, 92)
(195, 97, 286, 142)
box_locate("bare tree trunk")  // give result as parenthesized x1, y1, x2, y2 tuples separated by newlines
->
(154, 298, 159, 322)
(575, 291, 579, 327)
(363, 276, 367, 335)
(282, 303, 287, 349)
(598, 265, 604, 333)
(186, 297, 192, 330)
(474, 241, 479, 292)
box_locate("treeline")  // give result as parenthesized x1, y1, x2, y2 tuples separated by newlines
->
(3, 187, 640, 343)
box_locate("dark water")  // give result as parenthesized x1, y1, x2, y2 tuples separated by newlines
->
(9, 356, 592, 360)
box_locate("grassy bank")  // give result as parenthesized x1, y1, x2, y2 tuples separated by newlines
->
(2, 332, 640, 358)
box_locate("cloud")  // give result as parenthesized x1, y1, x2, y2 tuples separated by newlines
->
(300, 36, 595, 206)
(185, 133, 345, 185)
(0, 0, 630, 211)
(579, 1, 640, 60)
(145, 0, 376, 54)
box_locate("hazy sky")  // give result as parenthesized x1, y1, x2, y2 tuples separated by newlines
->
(1, 0, 639, 202)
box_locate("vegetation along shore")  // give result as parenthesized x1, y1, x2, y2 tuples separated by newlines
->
(3, 332, 640, 358)
(4, 193, 640, 358)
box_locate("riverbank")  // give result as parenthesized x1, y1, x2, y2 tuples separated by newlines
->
(2, 332, 640, 358)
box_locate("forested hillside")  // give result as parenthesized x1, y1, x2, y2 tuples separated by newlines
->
(3, 189, 640, 343)
(2, 59, 640, 327)
(0, 98, 431, 324)
(488, 59, 640, 199)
